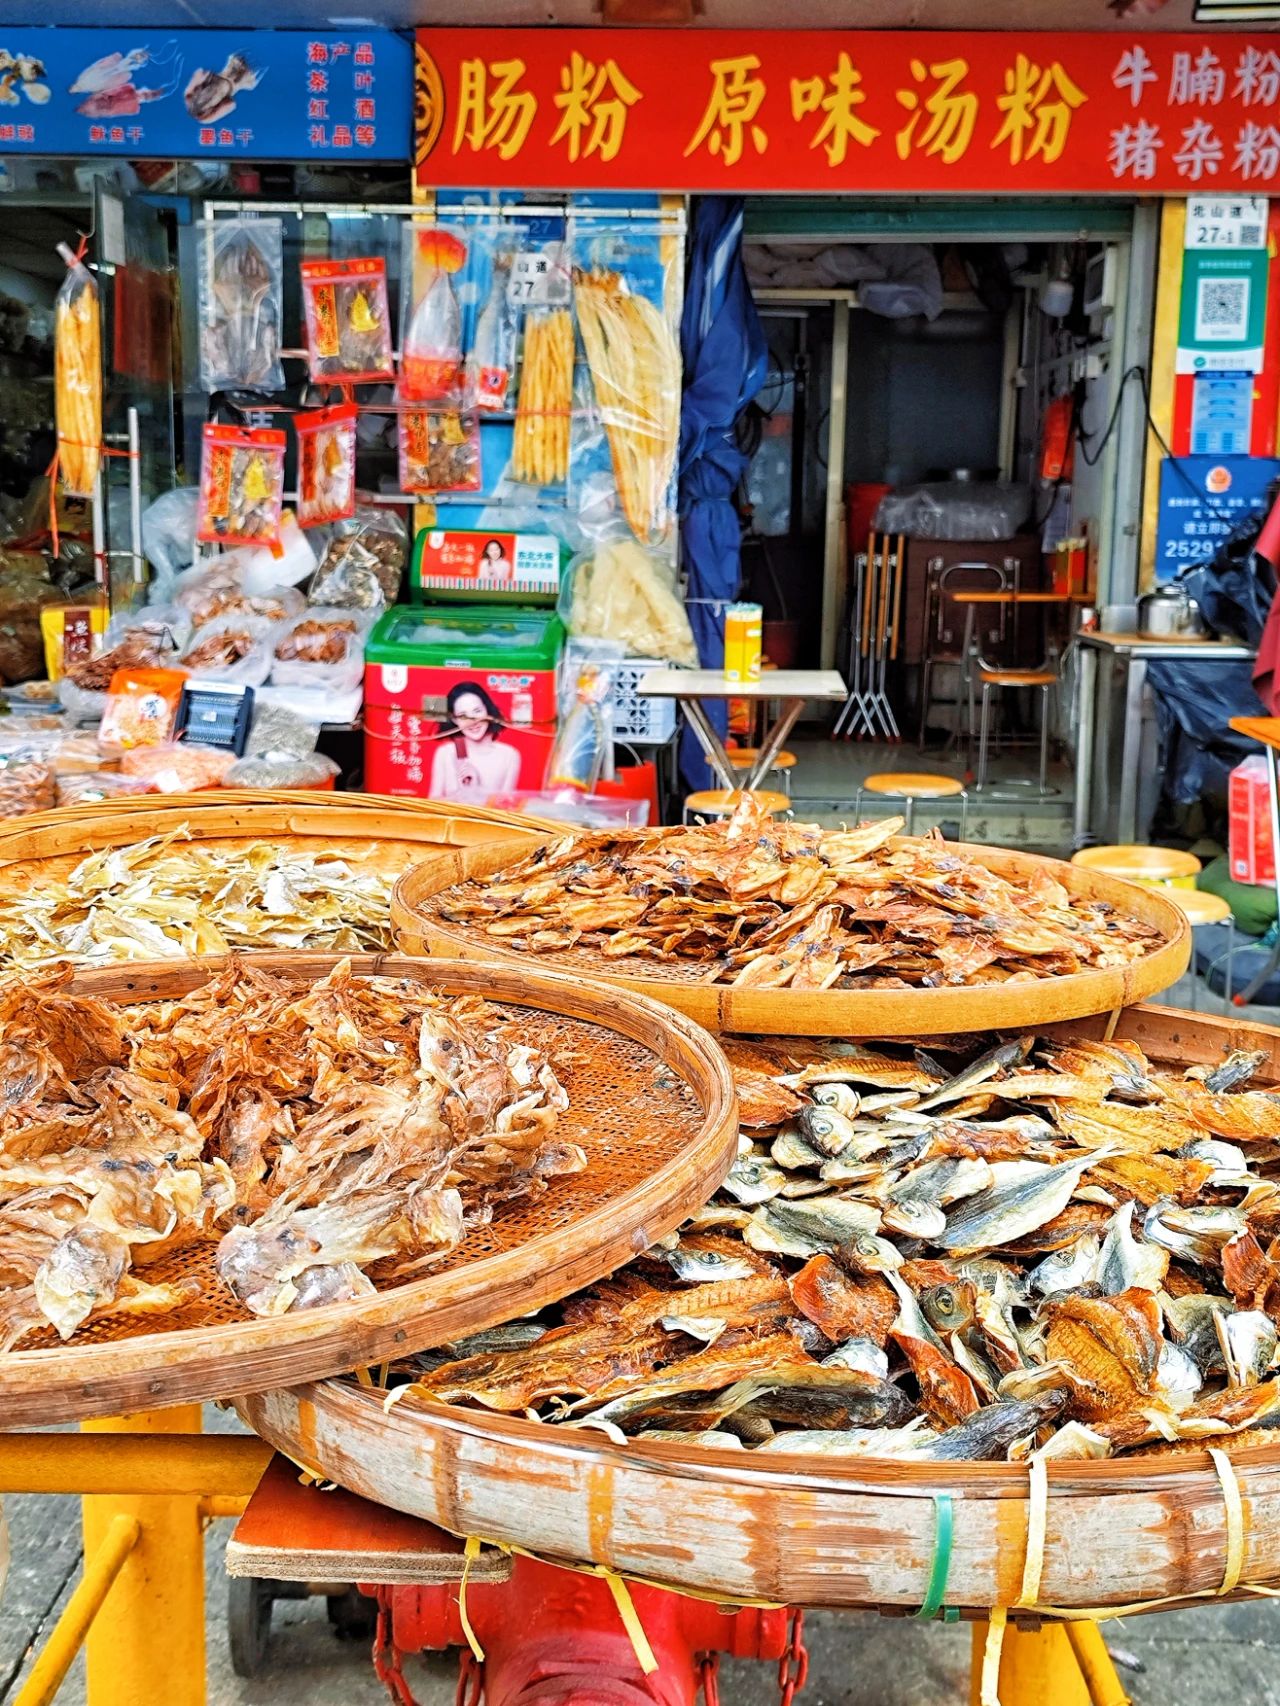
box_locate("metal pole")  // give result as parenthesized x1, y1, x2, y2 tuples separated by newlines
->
(14, 1516, 140, 1706)
(81, 1407, 207, 1706)
(127, 406, 144, 585)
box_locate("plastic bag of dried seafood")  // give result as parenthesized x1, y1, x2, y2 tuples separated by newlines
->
(269, 605, 370, 695)
(120, 742, 236, 794)
(561, 535, 697, 666)
(59, 605, 191, 724)
(0, 751, 56, 817)
(180, 612, 278, 687)
(309, 506, 406, 609)
(223, 751, 340, 791)
(172, 557, 304, 630)
(57, 769, 150, 807)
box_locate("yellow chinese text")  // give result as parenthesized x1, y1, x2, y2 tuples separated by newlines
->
(452, 58, 537, 161)
(685, 54, 767, 166)
(791, 51, 879, 166)
(895, 57, 978, 165)
(992, 54, 1087, 165)
(550, 50, 642, 163)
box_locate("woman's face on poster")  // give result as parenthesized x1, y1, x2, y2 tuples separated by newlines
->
(452, 691, 492, 740)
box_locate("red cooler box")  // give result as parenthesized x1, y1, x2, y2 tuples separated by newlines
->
(1229, 753, 1276, 887)
(363, 604, 563, 801)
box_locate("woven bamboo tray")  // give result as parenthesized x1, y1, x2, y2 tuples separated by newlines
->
(0, 953, 737, 1428)
(392, 836, 1191, 1037)
(240, 1004, 1280, 1615)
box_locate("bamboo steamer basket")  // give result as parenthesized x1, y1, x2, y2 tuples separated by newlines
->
(240, 1004, 1280, 1616)
(0, 953, 737, 1428)
(391, 835, 1191, 1037)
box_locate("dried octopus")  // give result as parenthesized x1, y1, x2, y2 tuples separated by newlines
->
(431, 798, 1165, 991)
(0, 959, 583, 1348)
(395, 1033, 1280, 1462)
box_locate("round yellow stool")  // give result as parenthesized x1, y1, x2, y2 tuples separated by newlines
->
(682, 787, 791, 823)
(725, 748, 797, 796)
(854, 771, 968, 838)
(1070, 844, 1201, 889)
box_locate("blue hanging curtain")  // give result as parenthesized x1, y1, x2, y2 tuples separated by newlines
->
(678, 196, 768, 791)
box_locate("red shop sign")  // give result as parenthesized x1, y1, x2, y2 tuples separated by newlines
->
(415, 29, 1280, 196)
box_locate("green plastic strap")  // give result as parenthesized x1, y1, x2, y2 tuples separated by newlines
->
(912, 1493, 954, 1621)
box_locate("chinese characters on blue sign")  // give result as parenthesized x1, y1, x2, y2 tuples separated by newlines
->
(0, 29, 411, 159)
(1156, 454, 1280, 581)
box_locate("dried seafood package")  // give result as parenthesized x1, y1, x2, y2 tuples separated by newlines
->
(181, 612, 277, 686)
(400, 227, 467, 406)
(195, 218, 284, 394)
(98, 667, 188, 752)
(271, 608, 366, 694)
(399, 410, 481, 496)
(301, 257, 394, 385)
(0, 752, 56, 818)
(310, 507, 407, 610)
(432, 795, 1166, 992)
(295, 403, 357, 529)
(197, 424, 286, 549)
(398, 1030, 1280, 1464)
(0, 960, 583, 1348)
(513, 309, 573, 487)
(54, 244, 102, 498)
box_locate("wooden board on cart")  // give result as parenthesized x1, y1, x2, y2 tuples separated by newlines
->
(240, 1004, 1280, 1616)
(393, 835, 1190, 1037)
(0, 953, 737, 1428)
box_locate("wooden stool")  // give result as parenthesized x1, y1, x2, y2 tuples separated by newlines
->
(976, 667, 1058, 796)
(1070, 845, 1202, 889)
(854, 771, 967, 838)
(682, 788, 791, 823)
(726, 748, 797, 796)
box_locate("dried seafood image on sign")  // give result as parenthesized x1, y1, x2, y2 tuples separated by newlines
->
(0, 959, 583, 1349)
(0, 829, 399, 966)
(427, 798, 1166, 991)
(395, 1030, 1280, 1462)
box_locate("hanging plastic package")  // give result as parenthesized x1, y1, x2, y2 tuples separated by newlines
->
(563, 535, 697, 666)
(573, 263, 680, 546)
(301, 257, 394, 385)
(295, 403, 358, 529)
(545, 659, 614, 792)
(196, 423, 286, 548)
(400, 227, 467, 405)
(54, 243, 102, 498)
(399, 410, 481, 495)
(468, 242, 518, 413)
(513, 308, 573, 486)
(195, 218, 285, 394)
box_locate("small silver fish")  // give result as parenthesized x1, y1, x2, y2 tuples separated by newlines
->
(936, 1152, 1111, 1254)
(1193, 1050, 1269, 1094)
(660, 1243, 759, 1284)
(1030, 1233, 1102, 1297)
(913, 1037, 1032, 1113)
(770, 1127, 828, 1172)
(913, 1392, 1067, 1461)
(812, 1083, 860, 1119)
(1157, 1339, 1203, 1405)
(1163, 1292, 1232, 1376)
(821, 1337, 890, 1378)
(1143, 1201, 1245, 1266)
(1176, 1138, 1252, 1185)
(1216, 1309, 1277, 1388)
(1097, 1202, 1169, 1296)
(798, 1105, 857, 1158)
(882, 1198, 948, 1240)
(745, 1196, 881, 1259)
(722, 1157, 788, 1205)
(780, 1176, 839, 1199)
(685, 1205, 753, 1233)
(841, 1231, 905, 1274)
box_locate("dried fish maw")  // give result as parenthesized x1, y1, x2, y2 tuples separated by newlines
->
(1044, 1288, 1163, 1420)
(32, 1223, 128, 1339)
(788, 1255, 897, 1346)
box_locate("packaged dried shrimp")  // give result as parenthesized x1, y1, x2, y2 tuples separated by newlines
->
(573, 266, 679, 543)
(432, 795, 1166, 992)
(53, 244, 102, 498)
(98, 667, 188, 752)
(399, 410, 480, 495)
(395, 1031, 1280, 1463)
(0, 959, 583, 1348)
(119, 742, 235, 794)
(0, 827, 396, 967)
(513, 308, 573, 486)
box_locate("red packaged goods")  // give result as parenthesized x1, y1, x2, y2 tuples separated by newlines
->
(300, 257, 394, 385)
(1230, 754, 1275, 886)
(295, 402, 357, 528)
(197, 422, 286, 547)
(398, 410, 480, 495)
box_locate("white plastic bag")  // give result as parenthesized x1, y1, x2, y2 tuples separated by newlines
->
(269, 607, 368, 695)
(141, 488, 200, 597)
(181, 612, 278, 687)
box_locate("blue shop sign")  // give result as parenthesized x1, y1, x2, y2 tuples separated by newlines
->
(0, 29, 411, 159)
(1155, 454, 1280, 582)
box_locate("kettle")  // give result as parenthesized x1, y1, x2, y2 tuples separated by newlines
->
(1137, 582, 1208, 638)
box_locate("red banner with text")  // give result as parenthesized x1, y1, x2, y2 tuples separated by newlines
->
(414, 30, 1280, 195)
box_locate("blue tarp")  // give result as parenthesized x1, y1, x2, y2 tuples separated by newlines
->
(678, 196, 768, 790)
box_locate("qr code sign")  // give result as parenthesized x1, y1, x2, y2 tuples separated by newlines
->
(1196, 277, 1250, 341)
(1238, 224, 1264, 248)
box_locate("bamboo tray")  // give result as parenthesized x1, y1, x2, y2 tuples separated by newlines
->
(239, 1004, 1280, 1615)
(0, 953, 737, 1427)
(392, 835, 1191, 1036)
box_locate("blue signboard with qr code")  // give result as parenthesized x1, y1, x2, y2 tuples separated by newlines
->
(1156, 454, 1280, 582)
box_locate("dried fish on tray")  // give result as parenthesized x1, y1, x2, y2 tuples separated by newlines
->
(0, 828, 398, 966)
(0, 952, 736, 1426)
(385, 1027, 1280, 1464)
(395, 796, 1190, 1035)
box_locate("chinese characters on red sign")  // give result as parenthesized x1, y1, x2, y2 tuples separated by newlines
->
(415, 29, 1280, 193)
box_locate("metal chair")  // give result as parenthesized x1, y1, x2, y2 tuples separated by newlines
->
(975, 666, 1059, 795)
(682, 788, 791, 823)
(917, 559, 1012, 751)
(854, 771, 968, 838)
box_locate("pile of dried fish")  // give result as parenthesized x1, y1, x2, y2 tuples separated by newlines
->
(431, 798, 1164, 990)
(398, 1032, 1280, 1461)
(0, 959, 582, 1347)
(0, 829, 396, 967)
